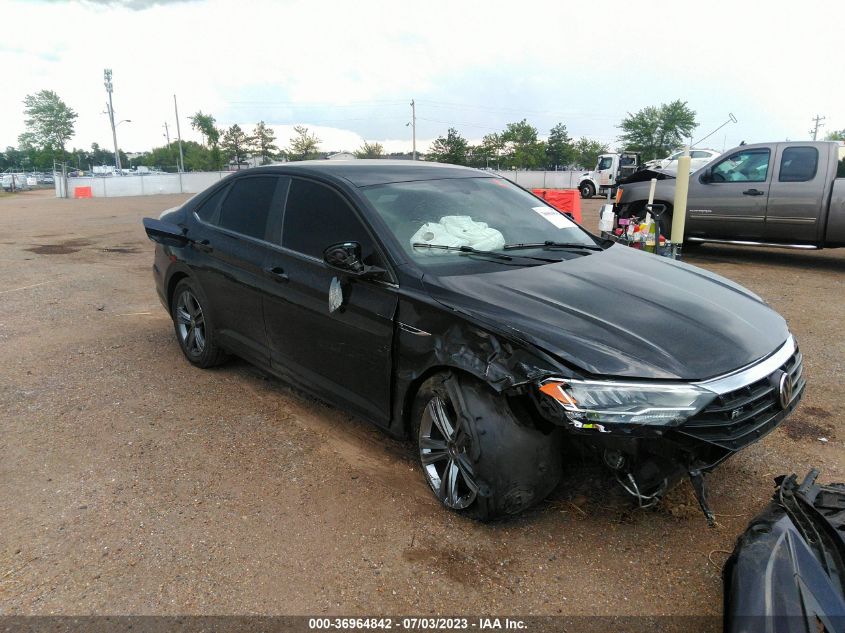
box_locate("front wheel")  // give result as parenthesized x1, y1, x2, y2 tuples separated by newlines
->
(579, 182, 595, 199)
(413, 372, 563, 520)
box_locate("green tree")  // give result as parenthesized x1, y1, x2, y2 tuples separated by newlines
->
(574, 137, 609, 169)
(19, 90, 78, 160)
(618, 100, 697, 161)
(189, 111, 220, 147)
(355, 141, 385, 159)
(287, 125, 321, 161)
(189, 111, 225, 169)
(545, 123, 576, 169)
(251, 121, 279, 164)
(826, 129, 845, 141)
(427, 128, 469, 165)
(221, 124, 252, 169)
(1, 146, 24, 170)
(500, 119, 546, 169)
(131, 141, 211, 172)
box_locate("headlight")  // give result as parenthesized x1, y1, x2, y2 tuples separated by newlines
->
(539, 379, 716, 430)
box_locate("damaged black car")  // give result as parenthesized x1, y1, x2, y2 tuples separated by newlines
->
(143, 161, 805, 522)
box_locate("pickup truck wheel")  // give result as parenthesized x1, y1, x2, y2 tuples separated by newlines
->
(413, 372, 563, 521)
(579, 182, 595, 199)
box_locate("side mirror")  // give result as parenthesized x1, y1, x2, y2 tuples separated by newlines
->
(142, 217, 189, 247)
(700, 167, 713, 184)
(324, 241, 364, 273)
(323, 242, 387, 279)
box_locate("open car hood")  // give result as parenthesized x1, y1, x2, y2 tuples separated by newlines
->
(617, 168, 677, 184)
(422, 244, 789, 380)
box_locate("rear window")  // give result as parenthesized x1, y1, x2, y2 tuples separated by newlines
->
(195, 185, 228, 222)
(217, 177, 280, 240)
(779, 147, 818, 182)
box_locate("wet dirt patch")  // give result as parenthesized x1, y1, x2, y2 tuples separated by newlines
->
(403, 537, 510, 587)
(802, 405, 833, 420)
(782, 414, 834, 441)
(26, 238, 92, 255)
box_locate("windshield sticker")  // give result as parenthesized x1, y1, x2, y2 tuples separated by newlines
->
(532, 206, 575, 229)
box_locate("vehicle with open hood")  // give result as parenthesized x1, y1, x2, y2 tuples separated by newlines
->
(615, 141, 845, 249)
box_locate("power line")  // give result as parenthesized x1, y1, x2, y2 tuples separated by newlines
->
(416, 116, 500, 131)
(416, 99, 621, 120)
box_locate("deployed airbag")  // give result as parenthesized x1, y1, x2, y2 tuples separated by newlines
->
(410, 216, 505, 255)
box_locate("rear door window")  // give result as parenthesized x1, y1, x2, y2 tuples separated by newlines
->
(778, 147, 819, 182)
(217, 176, 281, 240)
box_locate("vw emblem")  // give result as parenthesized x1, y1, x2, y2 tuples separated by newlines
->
(777, 371, 793, 410)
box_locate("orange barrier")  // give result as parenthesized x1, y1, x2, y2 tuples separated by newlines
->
(532, 188, 582, 224)
(74, 186, 93, 199)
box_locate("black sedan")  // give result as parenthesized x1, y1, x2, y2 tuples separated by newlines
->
(143, 161, 805, 521)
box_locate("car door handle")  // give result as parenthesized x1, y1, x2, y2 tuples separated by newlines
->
(742, 189, 766, 196)
(264, 266, 289, 282)
(194, 239, 213, 253)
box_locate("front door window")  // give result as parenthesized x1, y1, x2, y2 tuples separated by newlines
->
(710, 149, 770, 183)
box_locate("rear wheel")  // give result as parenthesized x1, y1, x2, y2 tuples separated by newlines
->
(579, 181, 595, 199)
(171, 279, 227, 368)
(413, 372, 563, 520)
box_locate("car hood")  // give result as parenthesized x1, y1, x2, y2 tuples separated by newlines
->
(422, 244, 789, 380)
(724, 471, 845, 633)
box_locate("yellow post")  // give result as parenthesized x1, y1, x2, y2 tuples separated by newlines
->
(671, 147, 691, 246)
(645, 177, 657, 224)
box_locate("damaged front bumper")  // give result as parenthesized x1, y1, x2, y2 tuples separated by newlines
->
(724, 469, 845, 632)
(535, 337, 805, 523)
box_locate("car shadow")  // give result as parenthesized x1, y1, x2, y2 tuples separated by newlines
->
(685, 244, 845, 273)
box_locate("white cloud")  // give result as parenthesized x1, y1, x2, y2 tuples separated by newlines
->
(1, 0, 843, 155)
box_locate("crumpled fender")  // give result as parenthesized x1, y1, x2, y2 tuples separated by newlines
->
(388, 293, 569, 436)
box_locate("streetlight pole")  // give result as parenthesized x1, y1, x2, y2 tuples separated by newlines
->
(103, 69, 122, 171)
(173, 95, 185, 173)
(410, 99, 417, 160)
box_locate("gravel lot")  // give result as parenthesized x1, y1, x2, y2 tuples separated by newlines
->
(0, 189, 842, 618)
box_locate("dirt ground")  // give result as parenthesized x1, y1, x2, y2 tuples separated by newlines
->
(0, 189, 842, 619)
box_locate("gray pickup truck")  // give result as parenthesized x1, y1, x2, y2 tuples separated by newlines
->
(614, 141, 845, 248)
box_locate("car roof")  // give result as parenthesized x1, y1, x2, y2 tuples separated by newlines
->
(243, 160, 492, 187)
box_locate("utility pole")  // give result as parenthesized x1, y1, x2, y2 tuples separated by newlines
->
(410, 99, 417, 160)
(173, 95, 185, 173)
(103, 69, 122, 171)
(810, 115, 826, 141)
(163, 122, 171, 146)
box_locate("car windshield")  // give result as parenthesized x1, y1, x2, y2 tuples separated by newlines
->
(361, 177, 600, 273)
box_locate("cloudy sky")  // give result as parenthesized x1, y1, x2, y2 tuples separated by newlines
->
(2, 0, 843, 156)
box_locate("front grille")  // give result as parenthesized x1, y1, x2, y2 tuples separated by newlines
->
(678, 349, 805, 451)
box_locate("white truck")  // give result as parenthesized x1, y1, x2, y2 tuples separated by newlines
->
(578, 151, 641, 199)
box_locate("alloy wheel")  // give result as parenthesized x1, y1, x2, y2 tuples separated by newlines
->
(418, 395, 479, 509)
(175, 290, 206, 355)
